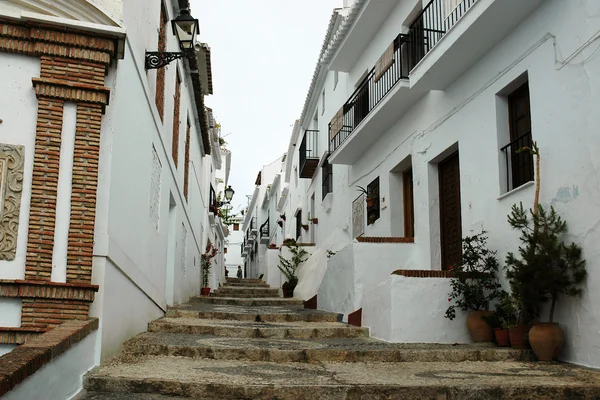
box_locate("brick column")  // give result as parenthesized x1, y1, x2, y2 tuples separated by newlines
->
(66, 104, 103, 283)
(24, 98, 65, 281)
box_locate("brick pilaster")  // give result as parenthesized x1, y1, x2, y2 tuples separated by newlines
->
(24, 98, 64, 281)
(66, 104, 103, 283)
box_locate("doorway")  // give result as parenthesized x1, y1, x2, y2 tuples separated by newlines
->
(438, 152, 462, 270)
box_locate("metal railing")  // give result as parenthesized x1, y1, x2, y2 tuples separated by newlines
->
(329, 0, 478, 154)
(408, 0, 477, 69)
(299, 130, 319, 174)
(260, 219, 269, 238)
(322, 157, 333, 200)
(209, 185, 217, 213)
(329, 33, 410, 153)
(500, 131, 534, 192)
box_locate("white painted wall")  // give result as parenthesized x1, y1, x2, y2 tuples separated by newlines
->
(363, 275, 471, 343)
(3, 330, 97, 400)
(272, 0, 600, 368)
(0, 53, 39, 281)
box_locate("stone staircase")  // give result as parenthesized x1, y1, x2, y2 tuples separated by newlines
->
(81, 278, 600, 399)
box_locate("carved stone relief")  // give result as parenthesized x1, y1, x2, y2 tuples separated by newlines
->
(352, 194, 365, 239)
(0, 144, 25, 261)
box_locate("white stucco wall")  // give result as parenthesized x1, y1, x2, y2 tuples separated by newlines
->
(263, 249, 283, 289)
(3, 330, 97, 400)
(278, 0, 600, 368)
(363, 276, 471, 343)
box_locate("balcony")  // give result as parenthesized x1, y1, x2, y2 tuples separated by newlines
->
(409, 0, 545, 91)
(299, 130, 319, 179)
(329, 33, 413, 164)
(260, 219, 270, 244)
(329, 0, 544, 165)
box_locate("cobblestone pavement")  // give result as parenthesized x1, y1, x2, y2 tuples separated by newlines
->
(81, 279, 600, 399)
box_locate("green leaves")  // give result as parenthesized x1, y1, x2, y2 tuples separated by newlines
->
(445, 232, 502, 320)
(278, 243, 309, 290)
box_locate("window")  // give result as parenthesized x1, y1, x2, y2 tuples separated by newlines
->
(321, 157, 333, 200)
(403, 168, 415, 237)
(224, 248, 228, 254)
(172, 72, 181, 166)
(183, 118, 191, 200)
(502, 82, 534, 191)
(155, 3, 167, 121)
(366, 177, 380, 225)
(233, 223, 239, 231)
(333, 70, 339, 90)
(321, 89, 326, 115)
(295, 210, 302, 240)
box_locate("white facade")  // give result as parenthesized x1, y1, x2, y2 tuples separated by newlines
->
(0, 0, 231, 371)
(269, 0, 600, 368)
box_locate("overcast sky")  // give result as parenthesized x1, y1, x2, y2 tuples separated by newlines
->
(192, 0, 343, 213)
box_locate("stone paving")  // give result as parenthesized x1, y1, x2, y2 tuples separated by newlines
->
(82, 278, 600, 399)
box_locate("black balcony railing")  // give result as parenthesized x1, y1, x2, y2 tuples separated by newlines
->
(329, 33, 410, 153)
(209, 185, 217, 213)
(299, 130, 320, 178)
(328, 0, 477, 155)
(500, 131, 534, 192)
(408, 0, 477, 70)
(260, 219, 269, 238)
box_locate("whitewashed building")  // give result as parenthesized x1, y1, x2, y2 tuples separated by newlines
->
(274, 0, 600, 369)
(0, 0, 232, 396)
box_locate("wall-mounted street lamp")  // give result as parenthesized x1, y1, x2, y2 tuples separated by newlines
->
(145, 8, 200, 70)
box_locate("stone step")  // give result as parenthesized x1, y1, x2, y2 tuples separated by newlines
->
(167, 302, 341, 323)
(148, 318, 369, 339)
(225, 278, 264, 285)
(84, 356, 600, 399)
(222, 281, 270, 288)
(123, 332, 535, 363)
(190, 296, 303, 306)
(212, 288, 280, 298)
(78, 392, 181, 400)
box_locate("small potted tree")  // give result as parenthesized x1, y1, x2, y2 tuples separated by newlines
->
(357, 186, 377, 208)
(278, 242, 308, 298)
(505, 203, 586, 360)
(201, 241, 218, 296)
(445, 232, 502, 342)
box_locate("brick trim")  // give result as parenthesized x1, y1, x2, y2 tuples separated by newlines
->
(0, 22, 115, 64)
(66, 104, 103, 283)
(24, 98, 64, 281)
(0, 280, 98, 301)
(391, 269, 456, 278)
(356, 236, 415, 243)
(0, 319, 98, 397)
(0, 327, 46, 345)
(32, 77, 110, 109)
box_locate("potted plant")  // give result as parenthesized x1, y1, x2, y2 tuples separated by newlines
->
(505, 203, 586, 360)
(201, 241, 218, 296)
(357, 186, 377, 208)
(278, 242, 308, 298)
(445, 232, 502, 342)
(280, 213, 286, 221)
(485, 291, 518, 347)
(277, 220, 283, 228)
(268, 243, 278, 249)
(302, 224, 309, 231)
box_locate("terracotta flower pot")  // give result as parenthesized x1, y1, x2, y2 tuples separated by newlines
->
(200, 287, 210, 296)
(494, 328, 510, 347)
(466, 310, 494, 342)
(529, 323, 564, 361)
(509, 325, 530, 349)
(366, 197, 375, 208)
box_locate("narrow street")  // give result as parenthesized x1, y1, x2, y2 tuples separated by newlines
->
(81, 279, 600, 399)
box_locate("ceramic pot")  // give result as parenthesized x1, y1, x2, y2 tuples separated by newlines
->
(509, 325, 530, 349)
(529, 323, 564, 361)
(282, 288, 294, 298)
(494, 328, 510, 347)
(200, 287, 210, 296)
(466, 310, 494, 342)
(366, 197, 375, 208)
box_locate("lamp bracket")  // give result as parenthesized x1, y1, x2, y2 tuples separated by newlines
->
(145, 50, 193, 70)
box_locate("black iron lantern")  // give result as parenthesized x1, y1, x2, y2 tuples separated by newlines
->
(145, 8, 200, 70)
(171, 9, 199, 51)
(224, 186, 235, 202)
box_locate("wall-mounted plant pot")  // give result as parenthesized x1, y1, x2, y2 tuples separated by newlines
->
(302, 225, 309, 231)
(366, 197, 376, 208)
(201, 287, 210, 296)
(310, 218, 319, 224)
(277, 221, 283, 227)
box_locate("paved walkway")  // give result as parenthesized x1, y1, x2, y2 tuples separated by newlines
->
(82, 278, 600, 399)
